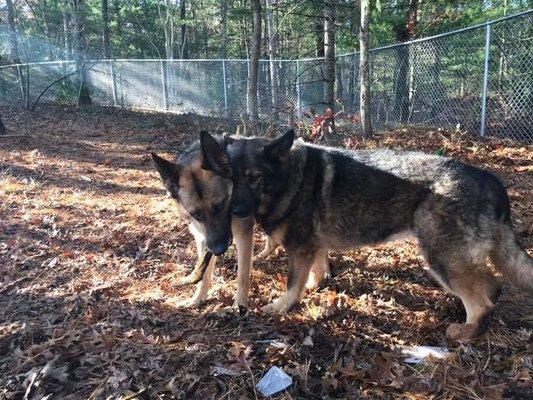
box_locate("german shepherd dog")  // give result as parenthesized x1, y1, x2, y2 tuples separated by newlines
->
(152, 134, 331, 307)
(200, 129, 533, 341)
(151, 135, 254, 308)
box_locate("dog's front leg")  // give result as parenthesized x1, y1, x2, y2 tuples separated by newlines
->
(176, 254, 217, 308)
(232, 217, 254, 307)
(262, 247, 316, 314)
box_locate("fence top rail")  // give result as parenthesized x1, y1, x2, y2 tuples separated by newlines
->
(0, 9, 530, 69)
(110, 58, 296, 62)
(0, 58, 296, 69)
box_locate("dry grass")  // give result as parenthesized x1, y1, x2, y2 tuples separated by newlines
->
(0, 104, 531, 400)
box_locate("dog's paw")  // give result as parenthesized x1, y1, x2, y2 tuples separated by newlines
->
(175, 296, 205, 309)
(225, 303, 249, 316)
(232, 296, 249, 309)
(261, 300, 290, 315)
(252, 251, 270, 261)
(445, 323, 482, 343)
(305, 273, 320, 290)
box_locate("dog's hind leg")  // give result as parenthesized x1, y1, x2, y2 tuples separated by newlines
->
(306, 249, 331, 290)
(232, 217, 254, 307)
(443, 266, 501, 342)
(253, 235, 280, 260)
(417, 232, 500, 342)
(262, 246, 316, 314)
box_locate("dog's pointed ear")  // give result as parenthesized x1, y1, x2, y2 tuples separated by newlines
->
(151, 152, 181, 182)
(264, 129, 295, 160)
(200, 131, 232, 178)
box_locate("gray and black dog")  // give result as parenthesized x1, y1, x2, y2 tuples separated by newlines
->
(200, 129, 533, 341)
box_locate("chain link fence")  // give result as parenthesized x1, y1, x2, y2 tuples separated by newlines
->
(0, 11, 531, 141)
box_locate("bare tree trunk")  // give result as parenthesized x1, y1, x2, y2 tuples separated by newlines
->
(102, 0, 111, 58)
(359, 0, 372, 136)
(114, 0, 123, 40)
(0, 116, 6, 135)
(241, 0, 250, 58)
(393, 0, 418, 124)
(323, 0, 335, 111)
(266, 0, 278, 121)
(315, 10, 324, 57)
(42, 0, 54, 60)
(348, 9, 358, 112)
(7, 0, 28, 107)
(72, 0, 92, 106)
(498, 0, 508, 86)
(220, 0, 228, 58)
(180, 0, 188, 59)
(63, 9, 72, 59)
(248, 0, 261, 125)
(163, 0, 175, 59)
(6, 0, 19, 62)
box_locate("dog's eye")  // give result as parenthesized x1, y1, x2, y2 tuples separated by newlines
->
(212, 202, 225, 215)
(247, 172, 262, 184)
(189, 209, 205, 222)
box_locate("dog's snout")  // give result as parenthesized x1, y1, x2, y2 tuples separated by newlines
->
(209, 242, 229, 256)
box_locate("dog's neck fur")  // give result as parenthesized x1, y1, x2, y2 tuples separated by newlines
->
(256, 141, 309, 234)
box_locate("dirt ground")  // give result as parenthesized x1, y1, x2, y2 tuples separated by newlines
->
(0, 104, 531, 400)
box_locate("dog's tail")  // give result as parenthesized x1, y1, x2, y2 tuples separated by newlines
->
(491, 223, 533, 292)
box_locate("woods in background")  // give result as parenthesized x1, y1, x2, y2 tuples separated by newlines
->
(1, 1, 528, 64)
(1, 1, 530, 132)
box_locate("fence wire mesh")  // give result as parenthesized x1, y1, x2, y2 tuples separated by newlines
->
(0, 11, 531, 141)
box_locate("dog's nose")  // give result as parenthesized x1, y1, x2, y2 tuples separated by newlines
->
(209, 242, 229, 256)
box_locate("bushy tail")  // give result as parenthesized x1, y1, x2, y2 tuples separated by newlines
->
(491, 224, 533, 292)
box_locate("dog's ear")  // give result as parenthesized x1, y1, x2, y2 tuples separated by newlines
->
(200, 131, 232, 178)
(151, 153, 181, 197)
(264, 129, 294, 160)
(151, 152, 181, 181)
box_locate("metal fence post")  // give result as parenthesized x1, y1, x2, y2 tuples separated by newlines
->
(295, 60, 301, 118)
(222, 60, 228, 117)
(110, 60, 118, 106)
(160, 60, 169, 111)
(480, 23, 492, 137)
(246, 60, 251, 116)
(16, 65, 25, 106)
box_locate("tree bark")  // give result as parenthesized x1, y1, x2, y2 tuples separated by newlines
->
(180, 0, 188, 59)
(63, 8, 72, 59)
(163, 0, 175, 59)
(102, 0, 111, 58)
(220, 0, 228, 58)
(359, 0, 372, 136)
(266, 0, 278, 121)
(0, 116, 6, 135)
(72, 0, 92, 105)
(241, 0, 250, 58)
(6, 0, 19, 62)
(6, 0, 26, 107)
(114, 0, 123, 40)
(41, 0, 54, 60)
(323, 0, 335, 111)
(248, 0, 261, 124)
(393, 0, 418, 123)
(315, 9, 324, 57)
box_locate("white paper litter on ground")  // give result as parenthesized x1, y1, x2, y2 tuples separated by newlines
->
(211, 366, 241, 377)
(256, 339, 288, 349)
(401, 346, 449, 364)
(256, 366, 292, 397)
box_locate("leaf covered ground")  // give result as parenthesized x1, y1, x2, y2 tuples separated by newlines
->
(0, 105, 532, 400)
